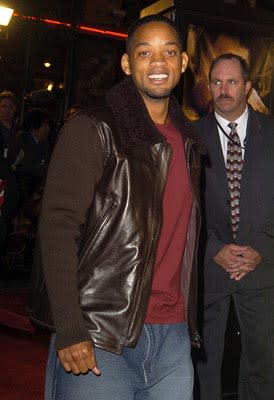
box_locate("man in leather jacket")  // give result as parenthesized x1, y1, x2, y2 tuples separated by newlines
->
(30, 14, 203, 400)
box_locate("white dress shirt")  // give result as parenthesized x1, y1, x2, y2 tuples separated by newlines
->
(214, 106, 248, 162)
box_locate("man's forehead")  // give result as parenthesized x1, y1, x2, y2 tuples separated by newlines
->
(211, 66, 244, 79)
(132, 22, 180, 44)
(212, 59, 242, 71)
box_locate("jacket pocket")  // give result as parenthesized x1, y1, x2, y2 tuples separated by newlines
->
(78, 195, 118, 269)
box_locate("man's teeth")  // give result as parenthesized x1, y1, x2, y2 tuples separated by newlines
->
(148, 74, 168, 79)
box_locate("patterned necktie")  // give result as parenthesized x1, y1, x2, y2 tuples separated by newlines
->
(226, 122, 243, 239)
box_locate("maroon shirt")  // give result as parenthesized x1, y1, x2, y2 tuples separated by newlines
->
(145, 122, 193, 324)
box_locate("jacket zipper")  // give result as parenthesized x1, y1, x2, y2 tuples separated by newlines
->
(78, 197, 118, 270)
(129, 141, 171, 336)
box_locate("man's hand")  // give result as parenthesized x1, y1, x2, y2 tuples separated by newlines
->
(213, 244, 249, 273)
(58, 341, 101, 376)
(213, 244, 262, 281)
(229, 246, 262, 281)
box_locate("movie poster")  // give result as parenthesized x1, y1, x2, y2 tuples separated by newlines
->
(183, 25, 274, 120)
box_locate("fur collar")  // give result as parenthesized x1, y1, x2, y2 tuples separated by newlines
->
(105, 77, 204, 151)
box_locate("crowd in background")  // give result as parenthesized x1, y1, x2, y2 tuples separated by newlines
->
(0, 89, 82, 277)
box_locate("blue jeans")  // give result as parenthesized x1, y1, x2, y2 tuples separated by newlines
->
(45, 323, 193, 400)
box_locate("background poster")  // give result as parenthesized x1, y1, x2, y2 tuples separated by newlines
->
(182, 25, 274, 120)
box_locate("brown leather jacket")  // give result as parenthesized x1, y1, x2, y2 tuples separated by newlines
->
(28, 78, 202, 353)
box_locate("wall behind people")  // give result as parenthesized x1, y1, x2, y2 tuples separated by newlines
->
(182, 26, 274, 120)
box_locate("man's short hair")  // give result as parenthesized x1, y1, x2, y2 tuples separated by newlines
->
(126, 14, 183, 53)
(23, 108, 49, 132)
(209, 53, 250, 83)
(0, 90, 17, 107)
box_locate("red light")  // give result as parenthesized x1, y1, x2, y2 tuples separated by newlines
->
(12, 12, 127, 40)
(41, 18, 72, 28)
(105, 30, 128, 39)
(79, 25, 105, 34)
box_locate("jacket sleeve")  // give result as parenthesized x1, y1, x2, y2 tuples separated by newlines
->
(204, 229, 226, 264)
(39, 113, 104, 351)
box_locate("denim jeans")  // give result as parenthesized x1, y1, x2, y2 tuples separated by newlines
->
(45, 323, 193, 400)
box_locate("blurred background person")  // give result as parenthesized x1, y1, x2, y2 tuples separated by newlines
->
(0, 156, 19, 275)
(0, 91, 21, 165)
(13, 108, 50, 222)
(7, 109, 51, 273)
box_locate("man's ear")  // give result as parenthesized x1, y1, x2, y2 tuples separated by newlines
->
(121, 53, 131, 75)
(245, 80, 252, 95)
(181, 51, 188, 74)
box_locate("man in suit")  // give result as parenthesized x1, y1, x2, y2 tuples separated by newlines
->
(195, 53, 274, 399)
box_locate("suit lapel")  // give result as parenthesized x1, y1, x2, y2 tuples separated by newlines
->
(206, 114, 228, 189)
(238, 109, 263, 238)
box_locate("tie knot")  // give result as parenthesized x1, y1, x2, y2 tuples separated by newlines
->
(228, 122, 238, 131)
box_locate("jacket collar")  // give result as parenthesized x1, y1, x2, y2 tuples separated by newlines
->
(105, 77, 203, 151)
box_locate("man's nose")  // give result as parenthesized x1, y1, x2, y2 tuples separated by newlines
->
(150, 52, 165, 64)
(219, 82, 228, 94)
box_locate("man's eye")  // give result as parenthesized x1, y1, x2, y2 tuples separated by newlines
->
(229, 80, 237, 85)
(138, 51, 149, 56)
(166, 50, 177, 56)
(212, 80, 221, 86)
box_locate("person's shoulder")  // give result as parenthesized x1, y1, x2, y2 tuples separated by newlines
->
(194, 114, 214, 136)
(195, 113, 213, 125)
(86, 105, 113, 126)
(249, 109, 274, 135)
(11, 129, 27, 148)
(64, 105, 112, 130)
(253, 110, 274, 124)
(57, 107, 111, 152)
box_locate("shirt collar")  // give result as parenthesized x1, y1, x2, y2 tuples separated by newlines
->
(214, 106, 249, 132)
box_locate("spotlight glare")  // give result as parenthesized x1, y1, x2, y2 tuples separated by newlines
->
(0, 6, 14, 26)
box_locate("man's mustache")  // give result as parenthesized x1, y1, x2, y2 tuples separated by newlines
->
(217, 94, 233, 100)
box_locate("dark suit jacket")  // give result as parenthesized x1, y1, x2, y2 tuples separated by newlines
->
(196, 108, 274, 292)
